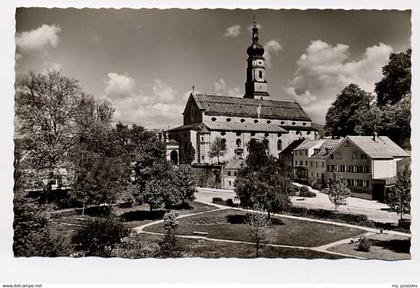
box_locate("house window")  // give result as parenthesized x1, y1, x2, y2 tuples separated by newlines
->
(234, 171, 237, 176)
(211, 117, 217, 121)
(240, 119, 245, 123)
(228, 181, 232, 186)
(311, 172, 314, 177)
(259, 70, 263, 78)
(226, 118, 231, 122)
(361, 153, 367, 159)
(201, 137, 204, 141)
(310, 161, 313, 167)
(277, 139, 282, 150)
(329, 154, 334, 159)
(345, 141, 349, 147)
(336, 153, 341, 159)
(315, 162, 318, 168)
(316, 172, 319, 178)
(228, 171, 231, 176)
(352, 151, 358, 159)
(263, 139, 269, 151)
(295, 160, 298, 165)
(305, 161, 308, 166)
(300, 161, 303, 166)
(201, 156, 204, 160)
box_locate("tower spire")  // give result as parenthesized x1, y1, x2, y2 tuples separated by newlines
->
(244, 20, 269, 100)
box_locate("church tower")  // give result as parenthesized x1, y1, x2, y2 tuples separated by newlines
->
(244, 21, 270, 100)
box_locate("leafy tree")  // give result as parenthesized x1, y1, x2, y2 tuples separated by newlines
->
(246, 210, 270, 257)
(72, 218, 129, 257)
(172, 164, 197, 204)
(208, 137, 225, 164)
(386, 164, 411, 220)
(375, 49, 411, 106)
(246, 138, 269, 172)
(324, 84, 373, 137)
(157, 211, 181, 257)
(327, 174, 351, 211)
(15, 71, 82, 191)
(235, 141, 292, 218)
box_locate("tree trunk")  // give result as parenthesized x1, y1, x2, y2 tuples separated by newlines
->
(82, 202, 85, 216)
(255, 239, 260, 258)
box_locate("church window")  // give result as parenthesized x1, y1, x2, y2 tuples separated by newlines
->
(211, 117, 217, 121)
(264, 133, 269, 137)
(221, 132, 226, 136)
(236, 139, 241, 147)
(240, 119, 245, 123)
(292, 122, 296, 125)
(221, 138, 227, 150)
(226, 118, 231, 122)
(236, 132, 241, 136)
(277, 139, 282, 150)
(277, 133, 282, 137)
(307, 131, 311, 135)
(263, 139, 269, 150)
(280, 121, 285, 125)
(303, 122, 307, 126)
(254, 119, 259, 123)
(251, 132, 255, 136)
(267, 120, 271, 124)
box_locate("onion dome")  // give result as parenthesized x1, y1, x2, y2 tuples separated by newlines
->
(246, 21, 265, 57)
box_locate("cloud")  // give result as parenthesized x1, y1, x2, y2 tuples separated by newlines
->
(92, 34, 101, 43)
(16, 24, 61, 57)
(214, 79, 241, 97)
(287, 40, 393, 123)
(263, 40, 282, 67)
(224, 25, 241, 38)
(42, 62, 62, 72)
(104, 73, 188, 128)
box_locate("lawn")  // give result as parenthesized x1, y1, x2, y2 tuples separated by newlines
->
(328, 233, 411, 260)
(114, 233, 344, 259)
(144, 209, 365, 247)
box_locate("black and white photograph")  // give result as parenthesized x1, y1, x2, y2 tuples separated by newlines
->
(11, 7, 413, 261)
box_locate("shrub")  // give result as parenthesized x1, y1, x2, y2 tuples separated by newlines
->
(226, 198, 238, 207)
(299, 186, 316, 198)
(356, 236, 371, 252)
(157, 211, 182, 258)
(72, 218, 130, 257)
(212, 197, 225, 205)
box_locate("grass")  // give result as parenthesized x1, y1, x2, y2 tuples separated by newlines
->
(144, 209, 365, 247)
(114, 233, 344, 259)
(328, 234, 411, 260)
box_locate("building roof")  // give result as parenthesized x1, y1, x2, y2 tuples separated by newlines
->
(294, 138, 325, 151)
(224, 158, 246, 169)
(169, 121, 288, 133)
(191, 93, 311, 121)
(309, 138, 342, 160)
(165, 139, 179, 146)
(279, 138, 306, 156)
(346, 136, 409, 159)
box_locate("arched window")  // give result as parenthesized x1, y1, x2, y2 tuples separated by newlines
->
(259, 70, 263, 79)
(264, 133, 269, 137)
(221, 138, 227, 150)
(277, 139, 282, 151)
(236, 132, 241, 136)
(236, 138, 242, 147)
(251, 132, 255, 136)
(263, 139, 269, 151)
(221, 131, 226, 136)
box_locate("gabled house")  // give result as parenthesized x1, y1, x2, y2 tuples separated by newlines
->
(292, 139, 325, 184)
(325, 135, 410, 201)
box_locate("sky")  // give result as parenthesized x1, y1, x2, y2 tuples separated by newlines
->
(15, 8, 411, 129)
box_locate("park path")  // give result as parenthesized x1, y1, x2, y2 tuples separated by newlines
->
(132, 203, 375, 259)
(195, 185, 408, 224)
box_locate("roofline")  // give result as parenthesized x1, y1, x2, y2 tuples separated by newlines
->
(203, 111, 311, 121)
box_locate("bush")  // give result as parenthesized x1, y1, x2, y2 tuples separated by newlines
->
(299, 186, 316, 198)
(356, 236, 371, 252)
(72, 218, 130, 257)
(212, 197, 225, 205)
(157, 211, 182, 258)
(226, 198, 238, 207)
(289, 206, 370, 226)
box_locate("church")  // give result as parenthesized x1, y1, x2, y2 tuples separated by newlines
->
(168, 21, 318, 165)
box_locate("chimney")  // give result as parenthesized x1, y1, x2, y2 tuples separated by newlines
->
(373, 132, 377, 141)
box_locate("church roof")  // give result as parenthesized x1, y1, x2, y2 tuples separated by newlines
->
(192, 94, 311, 121)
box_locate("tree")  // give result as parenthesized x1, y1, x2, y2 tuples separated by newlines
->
(235, 141, 292, 218)
(375, 49, 411, 106)
(172, 164, 197, 205)
(246, 210, 270, 257)
(208, 137, 225, 164)
(386, 164, 411, 220)
(157, 211, 181, 257)
(72, 218, 129, 257)
(327, 174, 351, 211)
(15, 71, 82, 191)
(324, 84, 373, 137)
